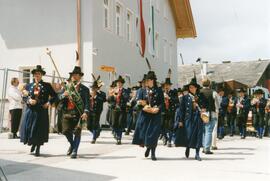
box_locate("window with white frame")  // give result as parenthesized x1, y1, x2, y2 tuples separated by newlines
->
(126, 10, 133, 42)
(116, 4, 123, 36)
(19, 66, 34, 84)
(104, 0, 111, 29)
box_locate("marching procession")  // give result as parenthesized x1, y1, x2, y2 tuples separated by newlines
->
(7, 61, 270, 162)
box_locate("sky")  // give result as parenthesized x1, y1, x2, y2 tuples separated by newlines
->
(177, 0, 270, 65)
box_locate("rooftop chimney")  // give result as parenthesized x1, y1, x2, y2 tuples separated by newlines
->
(202, 61, 208, 77)
(222, 61, 231, 64)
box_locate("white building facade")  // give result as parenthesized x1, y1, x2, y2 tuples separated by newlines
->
(0, 0, 196, 88)
(0, 0, 196, 127)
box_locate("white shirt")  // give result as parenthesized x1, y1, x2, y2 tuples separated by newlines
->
(215, 92, 222, 113)
(7, 85, 23, 110)
(212, 90, 219, 118)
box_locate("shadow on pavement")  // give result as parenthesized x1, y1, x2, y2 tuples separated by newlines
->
(202, 157, 245, 161)
(156, 157, 188, 161)
(81, 140, 131, 145)
(217, 147, 256, 151)
(0, 159, 116, 181)
(39, 153, 100, 158)
(79, 155, 136, 160)
(155, 157, 245, 161)
(214, 152, 254, 155)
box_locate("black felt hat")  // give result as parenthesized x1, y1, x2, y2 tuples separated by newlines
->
(69, 66, 84, 76)
(91, 81, 99, 89)
(188, 77, 200, 89)
(254, 89, 264, 95)
(116, 75, 125, 84)
(182, 85, 189, 91)
(146, 71, 157, 80)
(164, 78, 172, 85)
(31, 65, 46, 75)
(110, 80, 117, 88)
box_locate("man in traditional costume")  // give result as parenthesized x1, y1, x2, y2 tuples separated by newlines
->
(108, 76, 129, 145)
(60, 66, 90, 158)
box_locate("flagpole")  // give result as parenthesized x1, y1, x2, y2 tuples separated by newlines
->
(76, 0, 81, 67)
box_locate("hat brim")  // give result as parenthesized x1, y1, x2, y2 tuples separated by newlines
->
(254, 90, 264, 94)
(116, 79, 125, 84)
(145, 76, 157, 80)
(69, 72, 84, 76)
(188, 83, 201, 89)
(31, 69, 46, 75)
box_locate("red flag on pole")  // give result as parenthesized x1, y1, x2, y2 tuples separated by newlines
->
(139, 0, 146, 57)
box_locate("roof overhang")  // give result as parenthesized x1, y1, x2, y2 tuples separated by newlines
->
(169, 0, 197, 38)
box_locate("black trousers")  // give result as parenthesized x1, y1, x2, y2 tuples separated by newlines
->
(9, 109, 22, 134)
(87, 113, 101, 131)
(253, 112, 265, 128)
(218, 114, 225, 128)
(57, 108, 63, 133)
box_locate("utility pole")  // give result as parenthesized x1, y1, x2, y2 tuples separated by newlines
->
(76, 0, 81, 67)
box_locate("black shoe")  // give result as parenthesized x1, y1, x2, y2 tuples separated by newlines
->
(241, 136, 246, 139)
(151, 155, 157, 161)
(30, 145, 36, 153)
(13, 134, 20, 139)
(35, 151, 40, 157)
(151, 147, 157, 161)
(91, 139, 96, 144)
(145, 148, 150, 158)
(230, 134, 233, 137)
(185, 148, 190, 158)
(35, 146, 40, 157)
(211, 146, 218, 150)
(167, 143, 172, 148)
(195, 155, 202, 161)
(125, 131, 130, 135)
(67, 146, 73, 156)
(70, 151, 77, 159)
(204, 151, 214, 155)
(116, 140, 121, 145)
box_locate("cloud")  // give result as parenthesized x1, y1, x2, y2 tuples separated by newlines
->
(178, 0, 270, 64)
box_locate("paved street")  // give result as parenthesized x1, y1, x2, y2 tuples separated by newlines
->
(0, 131, 269, 181)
